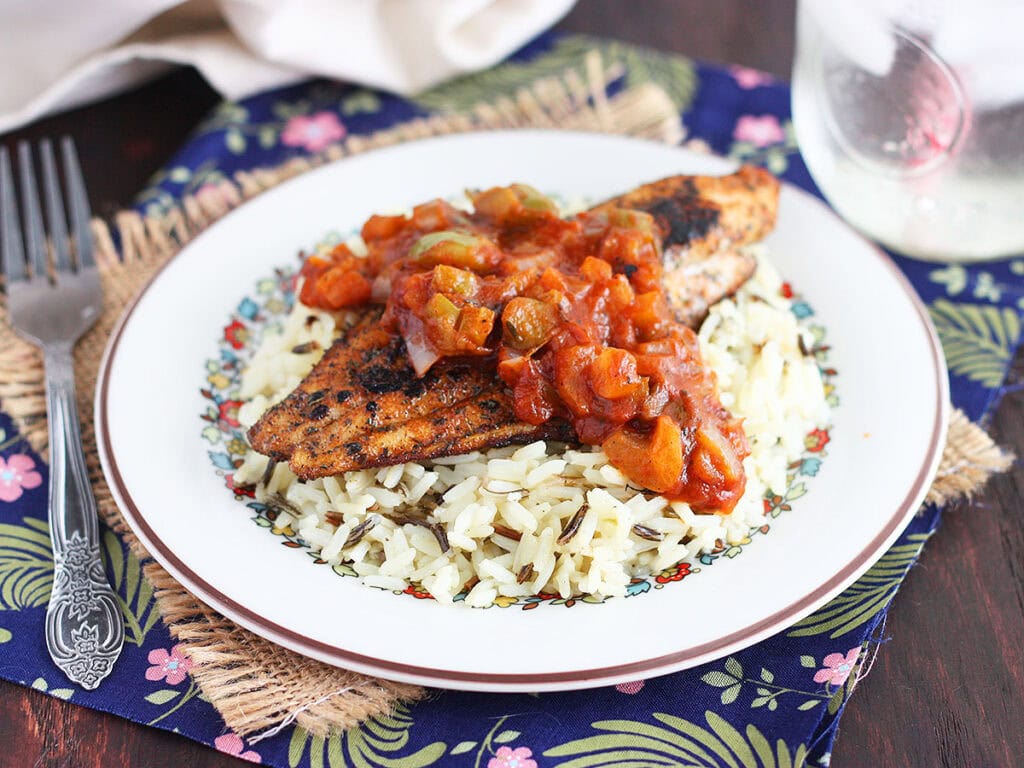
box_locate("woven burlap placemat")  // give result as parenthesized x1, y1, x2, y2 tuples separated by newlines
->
(0, 51, 1012, 738)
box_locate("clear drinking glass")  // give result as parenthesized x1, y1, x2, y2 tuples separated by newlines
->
(791, 0, 1024, 261)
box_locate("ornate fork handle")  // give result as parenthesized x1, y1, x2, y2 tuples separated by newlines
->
(43, 343, 123, 690)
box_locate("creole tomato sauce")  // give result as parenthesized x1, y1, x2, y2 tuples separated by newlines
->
(298, 185, 749, 512)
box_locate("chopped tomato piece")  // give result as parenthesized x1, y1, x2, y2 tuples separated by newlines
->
(410, 200, 462, 230)
(497, 352, 529, 387)
(589, 348, 643, 401)
(630, 291, 672, 339)
(361, 214, 407, 241)
(552, 345, 599, 417)
(510, 358, 558, 425)
(501, 297, 558, 350)
(603, 416, 683, 494)
(309, 267, 371, 309)
(580, 256, 613, 282)
(472, 186, 520, 222)
(456, 305, 495, 348)
(607, 274, 635, 309)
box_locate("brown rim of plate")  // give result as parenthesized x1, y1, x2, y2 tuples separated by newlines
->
(95, 151, 949, 689)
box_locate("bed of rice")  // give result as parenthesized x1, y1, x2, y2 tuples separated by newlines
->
(233, 247, 830, 607)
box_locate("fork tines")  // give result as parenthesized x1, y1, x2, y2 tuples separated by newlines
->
(1, 138, 94, 287)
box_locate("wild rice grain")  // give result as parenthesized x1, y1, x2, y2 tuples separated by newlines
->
(557, 503, 588, 545)
(631, 524, 664, 542)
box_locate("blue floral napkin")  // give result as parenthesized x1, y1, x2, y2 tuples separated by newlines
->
(1, 33, 1021, 767)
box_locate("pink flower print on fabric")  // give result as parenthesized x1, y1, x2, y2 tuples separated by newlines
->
(730, 65, 773, 89)
(488, 745, 538, 768)
(733, 114, 785, 147)
(145, 644, 193, 685)
(0, 454, 43, 502)
(281, 112, 347, 153)
(615, 679, 646, 694)
(814, 647, 861, 686)
(214, 733, 261, 763)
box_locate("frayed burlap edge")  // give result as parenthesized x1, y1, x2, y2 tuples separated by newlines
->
(924, 408, 1013, 506)
(0, 49, 1013, 737)
(0, 51, 690, 737)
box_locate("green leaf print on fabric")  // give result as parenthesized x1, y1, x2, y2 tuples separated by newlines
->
(103, 530, 161, 645)
(31, 677, 75, 700)
(702, 657, 830, 712)
(137, 158, 230, 218)
(787, 534, 929, 638)
(928, 299, 1021, 387)
(288, 704, 447, 768)
(544, 710, 809, 767)
(146, 678, 202, 727)
(728, 121, 799, 174)
(144, 689, 180, 705)
(341, 90, 382, 116)
(929, 265, 968, 296)
(0, 517, 52, 610)
(0, 626, 11, 643)
(413, 37, 698, 113)
(226, 128, 247, 154)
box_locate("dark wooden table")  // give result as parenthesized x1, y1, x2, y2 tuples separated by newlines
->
(2, 2, 1021, 765)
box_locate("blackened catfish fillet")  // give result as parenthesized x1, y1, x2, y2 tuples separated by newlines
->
(248, 166, 778, 478)
(289, 389, 573, 478)
(599, 165, 779, 326)
(247, 307, 571, 478)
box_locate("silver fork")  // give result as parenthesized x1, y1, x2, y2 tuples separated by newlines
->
(1, 139, 123, 689)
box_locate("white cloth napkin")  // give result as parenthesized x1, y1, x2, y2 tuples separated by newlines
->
(0, 0, 576, 134)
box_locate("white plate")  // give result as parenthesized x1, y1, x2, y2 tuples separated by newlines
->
(97, 131, 948, 692)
